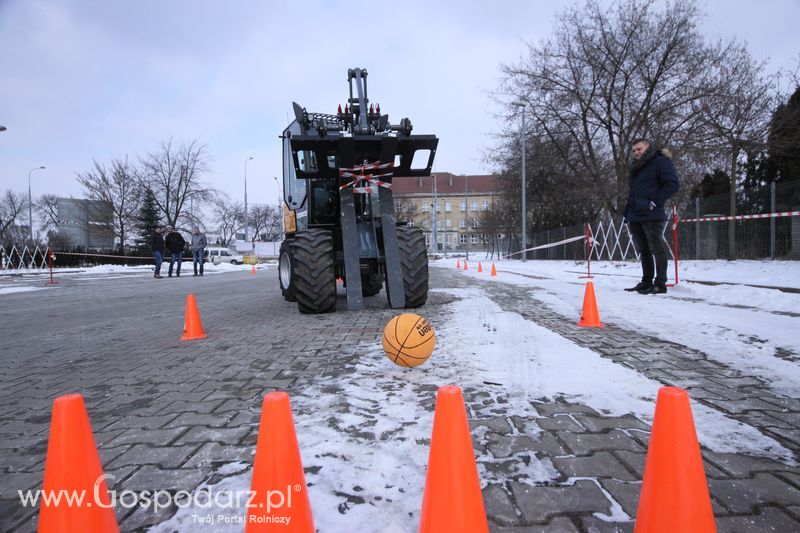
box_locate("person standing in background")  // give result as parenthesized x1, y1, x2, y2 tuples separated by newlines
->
(191, 226, 207, 277)
(165, 226, 186, 278)
(623, 138, 680, 295)
(151, 226, 165, 279)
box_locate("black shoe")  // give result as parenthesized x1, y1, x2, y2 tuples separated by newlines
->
(154, 274, 163, 279)
(176, 274, 180, 277)
(625, 282, 652, 292)
(639, 284, 667, 295)
(193, 273, 198, 277)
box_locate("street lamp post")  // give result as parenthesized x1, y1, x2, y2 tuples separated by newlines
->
(273, 176, 283, 237)
(431, 174, 438, 256)
(464, 174, 469, 261)
(244, 156, 253, 245)
(512, 102, 527, 262)
(28, 166, 45, 243)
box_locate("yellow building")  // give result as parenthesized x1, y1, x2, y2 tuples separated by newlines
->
(392, 172, 500, 254)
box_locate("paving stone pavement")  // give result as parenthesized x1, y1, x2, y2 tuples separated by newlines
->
(0, 265, 798, 532)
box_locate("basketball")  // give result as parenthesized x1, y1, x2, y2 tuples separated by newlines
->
(382, 313, 436, 367)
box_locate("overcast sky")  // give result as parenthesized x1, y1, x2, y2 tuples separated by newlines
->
(1, 0, 798, 214)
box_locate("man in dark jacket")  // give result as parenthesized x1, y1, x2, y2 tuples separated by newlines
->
(623, 139, 680, 294)
(165, 226, 186, 277)
(151, 226, 165, 279)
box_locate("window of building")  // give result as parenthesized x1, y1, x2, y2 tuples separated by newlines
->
(445, 202, 452, 212)
(444, 233, 451, 244)
(482, 200, 489, 210)
(445, 219, 452, 228)
(471, 234, 480, 244)
(460, 200, 466, 211)
(422, 203, 430, 212)
(459, 234, 467, 244)
(472, 218, 479, 229)
(459, 218, 466, 228)
(425, 234, 430, 246)
(471, 201, 478, 211)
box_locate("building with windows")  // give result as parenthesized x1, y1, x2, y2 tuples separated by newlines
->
(56, 198, 114, 249)
(392, 172, 500, 254)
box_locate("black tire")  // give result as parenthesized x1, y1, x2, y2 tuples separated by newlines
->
(292, 229, 336, 314)
(396, 226, 428, 307)
(231, 260, 239, 265)
(361, 269, 383, 297)
(278, 240, 296, 302)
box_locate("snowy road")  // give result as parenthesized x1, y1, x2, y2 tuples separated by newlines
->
(1, 260, 799, 532)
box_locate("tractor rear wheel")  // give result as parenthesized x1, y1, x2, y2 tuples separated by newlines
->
(278, 240, 296, 302)
(396, 226, 428, 307)
(361, 269, 383, 297)
(292, 229, 336, 313)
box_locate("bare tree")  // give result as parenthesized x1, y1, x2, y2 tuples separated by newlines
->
(248, 204, 281, 246)
(138, 139, 215, 231)
(394, 196, 420, 225)
(35, 194, 60, 235)
(698, 45, 778, 258)
(495, 0, 748, 220)
(76, 157, 141, 252)
(212, 195, 244, 247)
(0, 190, 28, 245)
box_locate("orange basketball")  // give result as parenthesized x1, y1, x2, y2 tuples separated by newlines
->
(382, 313, 436, 367)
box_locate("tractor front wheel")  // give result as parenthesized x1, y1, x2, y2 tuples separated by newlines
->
(292, 229, 336, 313)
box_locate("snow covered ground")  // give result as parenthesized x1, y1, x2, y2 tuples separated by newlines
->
(4, 257, 796, 530)
(455, 259, 800, 395)
(0, 261, 273, 295)
(154, 258, 799, 532)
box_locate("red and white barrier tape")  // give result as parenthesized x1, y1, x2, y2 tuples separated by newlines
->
(339, 162, 394, 193)
(504, 234, 586, 258)
(52, 251, 154, 260)
(680, 211, 800, 223)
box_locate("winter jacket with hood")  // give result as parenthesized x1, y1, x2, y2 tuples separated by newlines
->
(624, 147, 680, 223)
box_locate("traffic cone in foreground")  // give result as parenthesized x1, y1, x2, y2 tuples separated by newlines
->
(456, 259, 461, 269)
(181, 293, 207, 341)
(635, 387, 715, 533)
(578, 281, 605, 328)
(38, 394, 119, 533)
(251, 264, 257, 275)
(477, 262, 483, 273)
(247, 392, 314, 532)
(463, 260, 468, 271)
(419, 385, 488, 533)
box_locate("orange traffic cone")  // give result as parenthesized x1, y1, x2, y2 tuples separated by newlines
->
(456, 259, 461, 269)
(251, 264, 257, 275)
(477, 262, 483, 273)
(490, 263, 497, 277)
(578, 281, 605, 328)
(181, 293, 208, 340)
(337, 277, 343, 283)
(38, 394, 119, 533)
(247, 392, 315, 532)
(419, 385, 488, 533)
(635, 387, 716, 532)
(463, 260, 468, 271)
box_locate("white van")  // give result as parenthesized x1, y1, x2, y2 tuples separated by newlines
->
(205, 247, 244, 265)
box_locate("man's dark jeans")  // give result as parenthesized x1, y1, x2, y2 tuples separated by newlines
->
(628, 220, 669, 286)
(153, 251, 163, 276)
(168, 253, 182, 276)
(192, 249, 204, 275)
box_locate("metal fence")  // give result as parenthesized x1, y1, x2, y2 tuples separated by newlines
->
(519, 179, 800, 262)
